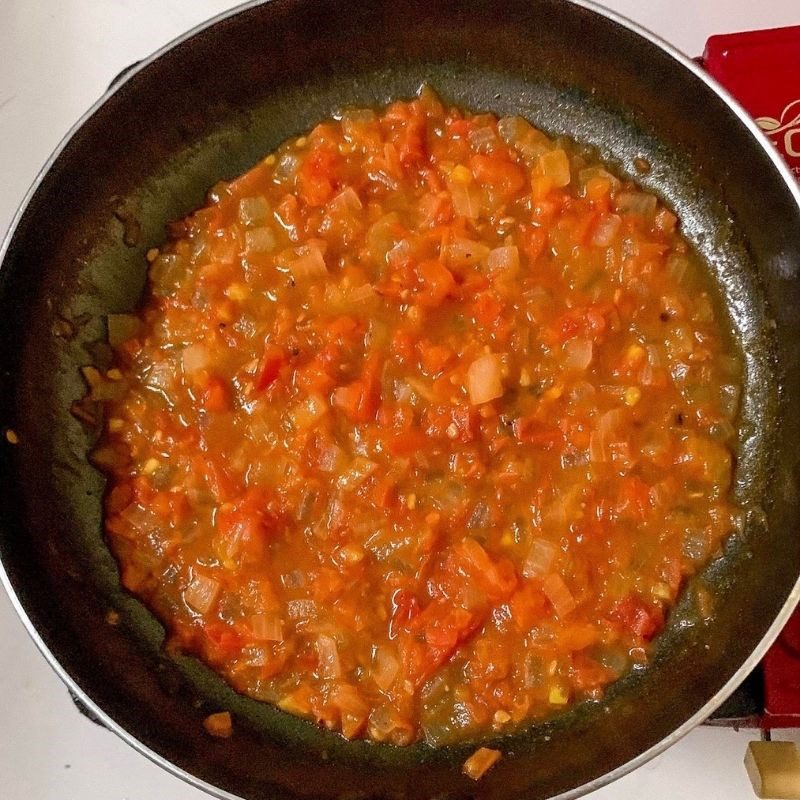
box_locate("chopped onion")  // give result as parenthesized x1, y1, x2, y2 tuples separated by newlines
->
(286, 598, 316, 620)
(289, 392, 329, 431)
(563, 337, 593, 371)
(487, 245, 520, 276)
(523, 538, 557, 578)
(184, 572, 221, 614)
(463, 747, 502, 781)
(288, 246, 327, 281)
(498, 115, 533, 144)
(203, 711, 233, 739)
(537, 149, 571, 187)
(208, 233, 238, 264)
(446, 237, 491, 268)
(274, 152, 300, 180)
(144, 359, 175, 393)
(387, 238, 412, 268)
(667, 254, 690, 283)
(719, 384, 741, 418)
(578, 166, 620, 191)
(281, 570, 306, 589)
(569, 380, 596, 404)
(467, 353, 504, 405)
(250, 612, 283, 642)
(682, 529, 710, 562)
(317, 441, 344, 473)
(331, 684, 370, 739)
(89, 379, 126, 402)
(589, 408, 626, 463)
(591, 213, 622, 247)
(367, 212, 401, 260)
(468, 126, 498, 153)
(709, 419, 736, 442)
(329, 186, 363, 213)
(337, 456, 379, 490)
(120, 501, 159, 532)
(316, 634, 342, 679)
(466, 502, 491, 530)
(368, 706, 415, 745)
(149, 253, 186, 296)
(654, 207, 678, 233)
(542, 573, 576, 618)
(238, 196, 271, 227)
(107, 314, 141, 347)
(245, 227, 277, 254)
(372, 646, 400, 690)
(615, 191, 658, 217)
(182, 343, 211, 374)
(497, 116, 551, 161)
(348, 283, 377, 304)
(693, 294, 715, 324)
(448, 180, 481, 219)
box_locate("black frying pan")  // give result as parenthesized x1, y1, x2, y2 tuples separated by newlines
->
(1, 1, 799, 798)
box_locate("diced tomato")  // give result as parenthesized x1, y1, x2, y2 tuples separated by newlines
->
(402, 601, 483, 687)
(416, 260, 456, 308)
(398, 117, 427, 166)
(617, 476, 652, 521)
(389, 589, 419, 640)
(255, 343, 287, 390)
(470, 291, 503, 326)
(422, 404, 477, 443)
(203, 622, 243, 658)
(417, 340, 454, 376)
(456, 539, 518, 603)
(447, 118, 473, 137)
(391, 329, 417, 364)
(470, 154, 525, 196)
(512, 417, 563, 449)
(509, 584, 548, 631)
(385, 429, 430, 456)
(612, 594, 664, 641)
(298, 147, 340, 206)
(519, 223, 548, 264)
(332, 354, 382, 424)
(201, 377, 230, 413)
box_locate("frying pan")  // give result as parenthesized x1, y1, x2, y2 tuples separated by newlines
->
(1, 1, 799, 798)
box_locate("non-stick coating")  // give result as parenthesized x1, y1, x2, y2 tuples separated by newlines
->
(1, 1, 799, 799)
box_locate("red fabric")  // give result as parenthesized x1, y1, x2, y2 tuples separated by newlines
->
(704, 26, 800, 180)
(704, 26, 800, 728)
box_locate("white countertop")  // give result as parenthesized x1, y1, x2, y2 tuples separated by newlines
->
(1, 2, 798, 798)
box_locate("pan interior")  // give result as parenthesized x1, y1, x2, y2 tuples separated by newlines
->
(1, 2, 799, 799)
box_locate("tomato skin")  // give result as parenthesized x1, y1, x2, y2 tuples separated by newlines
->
(255, 343, 287, 390)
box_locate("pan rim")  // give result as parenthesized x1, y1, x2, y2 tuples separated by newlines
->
(1, 1, 799, 799)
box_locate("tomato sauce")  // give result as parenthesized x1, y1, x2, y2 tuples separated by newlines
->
(94, 87, 742, 745)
